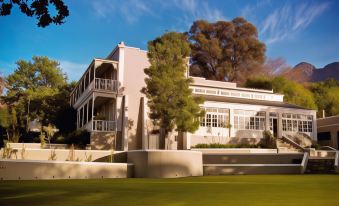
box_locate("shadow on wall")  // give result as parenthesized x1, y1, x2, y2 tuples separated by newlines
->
(0, 160, 133, 180)
(135, 97, 144, 149)
(90, 132, 115, 150)
(93, 151, 127, 163)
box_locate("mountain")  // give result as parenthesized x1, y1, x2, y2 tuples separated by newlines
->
(283, 62, 339, 83)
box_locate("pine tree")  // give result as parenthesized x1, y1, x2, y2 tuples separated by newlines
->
(142, 32, 204, 146)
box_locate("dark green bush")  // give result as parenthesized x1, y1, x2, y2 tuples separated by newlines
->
(193, 143, 260, 149)
(65, 129, 90, 149)
(259, 130, 277, 149)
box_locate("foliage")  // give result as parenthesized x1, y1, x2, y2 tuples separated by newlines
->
(48, 149, 57, 161)
(39, 132, 46, 148)
(42, 123, 57, 148)
(244, 76, 273, 90)
(1, 141, 12, 158)
(244, 76, 317, 109)
(20, 144, 26, 159)
(310, 79, 339, 117)
(84, 152, 92, 162)
(67, 144, 75, 161)
(65, 129, 90, 149)
(0, 106, 10, 129)
(0, 0, 69, 27)
(142, 32, 204, 139)
(188, 17, 266, 82)
(3, 56, 75, 143)
(193, 143, 260, 148)
(272, 77, 317, 110)
(259, 130, 276, 149)
(0, 73, 6, 94)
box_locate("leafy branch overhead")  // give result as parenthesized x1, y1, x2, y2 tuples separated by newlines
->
(0, 0, 69, 27)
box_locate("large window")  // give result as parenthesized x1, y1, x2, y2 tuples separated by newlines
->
(200, 107, 229, 128)
(282, 113, 313, 133)
(234, 110, 266, 130)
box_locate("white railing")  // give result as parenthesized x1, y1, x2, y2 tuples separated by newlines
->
(92, 120, 116, 132)
(190, 86, 284, 102)
(94, 78, 119, 91)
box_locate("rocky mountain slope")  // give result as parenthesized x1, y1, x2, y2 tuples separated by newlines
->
(283, 62, 339, 83)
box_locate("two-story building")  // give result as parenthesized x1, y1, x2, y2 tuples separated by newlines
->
(70, 42, 317, 150)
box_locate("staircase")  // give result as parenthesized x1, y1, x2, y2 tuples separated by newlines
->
(277, 138, 302, 153)
(305, 158, 336, 174)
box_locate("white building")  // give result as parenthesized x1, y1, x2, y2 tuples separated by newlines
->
(70, 42, 317, 150)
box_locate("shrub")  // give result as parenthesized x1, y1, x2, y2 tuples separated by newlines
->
(48, 149, 57, 161)
(193, 143, 259, 148)
(65, 129, 90, 149)
(259, 130, 276, 149)
(39, 132, 46, 148)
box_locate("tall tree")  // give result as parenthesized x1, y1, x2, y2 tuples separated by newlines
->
(3, 56, 73, 142)
(188, 17, 266, 82)
(142, 32, 204, 147)
(0, 0, 69, 27)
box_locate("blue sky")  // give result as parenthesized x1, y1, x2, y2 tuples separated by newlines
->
(1, 0, 338, 81)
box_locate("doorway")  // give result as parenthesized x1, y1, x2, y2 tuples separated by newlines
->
(269, 112, 278, 137)
(273, 119, 278, 137)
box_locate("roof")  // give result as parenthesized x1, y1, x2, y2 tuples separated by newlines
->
(200, 94, 313, 110)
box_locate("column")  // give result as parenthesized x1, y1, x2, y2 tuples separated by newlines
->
(277, 112, 283, 138)
(229, 109, 235, 137)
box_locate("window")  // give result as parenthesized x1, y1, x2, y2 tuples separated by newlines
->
(317, 132, 331, 141)
(200, 116, 205, 127)
(282, 113, 313, 133)
(206, 114, 211, 127)
(234, 110, 266, 130)
(199, 107, 229, 128)
(212, 114, 217, 127)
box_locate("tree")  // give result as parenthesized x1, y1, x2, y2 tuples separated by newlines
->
(244, 76, 317, 110)
(0, 106, 10, 140)
(0, 73, 6, 94)
(310, 79, 339, 117)
(0, 0, 69, 27)
(142, 32, 204, 148)
(188, 17, 266, 82)
(3, 56, 73, 142)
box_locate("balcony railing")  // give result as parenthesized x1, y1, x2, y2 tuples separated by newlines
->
(94, 78, 119, 92)
(92, 120, 116, 132)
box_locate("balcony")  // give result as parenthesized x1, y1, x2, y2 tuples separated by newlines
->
(94, 78, 119, 92)
(72, 78, 120, 108)
(70, 59, 119, 108)
(84, 120, 116, 132)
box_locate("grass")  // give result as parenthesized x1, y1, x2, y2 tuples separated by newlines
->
(1, 175, 339, 206)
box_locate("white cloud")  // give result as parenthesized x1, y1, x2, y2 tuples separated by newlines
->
(241, 0, 271, 21)
(260, 1, 330, 44)
(90, 0, 226, 26)
(174, 0, 226, 22)
(91, 0, 153, 23)
(59, 60, 88, 81)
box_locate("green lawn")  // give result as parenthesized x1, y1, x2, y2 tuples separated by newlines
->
(1, 175, 338, 206)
